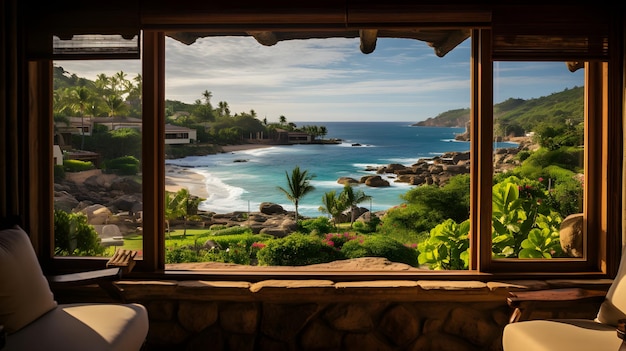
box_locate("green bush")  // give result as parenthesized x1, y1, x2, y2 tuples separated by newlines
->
(63, 159, 94, 172)
(341, 235, 418, 266)
(352, 213, 381, 233)
(300, 216, 333, 235)
(256, 234, 344, 266)
(380, 174, 470, 242)
(516, 150, 531, 162)
(166, 245, 200, 263)
(322, 232, 363, 250)
(417, 219, 470, 270)
(211, 226, 252, 236)
(104, 156, 140, 175)
(54, 209, 104, 256)
(521, 147, 582, 173)
(207, 233, 269, 249)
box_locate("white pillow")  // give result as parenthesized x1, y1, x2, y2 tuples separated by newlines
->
(0, 225, 57, 333)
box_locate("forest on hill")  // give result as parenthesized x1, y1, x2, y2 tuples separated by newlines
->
(413, 86, 584, 138)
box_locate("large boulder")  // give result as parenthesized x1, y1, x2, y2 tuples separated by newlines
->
(337, 177, 359, 185)
(259, 202, 286, 215)
(385, 163, 407, 173)
(53, 190, 79, 213)
(362, 175, 390, 187)
(110, 177, 142, 193)
(81, 204, 113, 225)
(560, 213, 583, 257)
(107, 194, 142, 213)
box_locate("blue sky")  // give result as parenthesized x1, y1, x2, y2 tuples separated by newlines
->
(56, 36, 584, 123)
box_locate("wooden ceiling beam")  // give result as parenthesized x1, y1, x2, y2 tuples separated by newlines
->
(359, 29, 378, 54)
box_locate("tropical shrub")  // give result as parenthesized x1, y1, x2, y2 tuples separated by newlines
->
(491, 176, 564, 258)
(166, 245, 200, 263)
(300, 216, 333, 235)
(54, 209, 104, 256)
(417, 219, 470, 270)
(202, 240, 251, 265)
(322, 232, 364, 250)
(210, 226, 252, 236)
(103, 155, 140, 175)
(381, 174, 470, 242)
(341, 235, 418, 266)
(206, 233, 270, 250)
(63, 159, 94, 172)
(256, 234, 343, 266)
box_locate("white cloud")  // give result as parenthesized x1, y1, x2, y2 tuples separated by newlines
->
(54, 34, 583, 122)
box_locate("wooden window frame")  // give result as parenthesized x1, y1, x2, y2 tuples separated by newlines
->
(35, 12, 622, 281)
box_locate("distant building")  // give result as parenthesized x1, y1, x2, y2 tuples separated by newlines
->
(55, 116, 196, 146)
(275, 128, 312, 144)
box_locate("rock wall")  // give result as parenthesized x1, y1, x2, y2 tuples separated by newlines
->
(57, 279, 606, 351)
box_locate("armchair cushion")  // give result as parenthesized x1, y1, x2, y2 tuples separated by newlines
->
(0, 225, 57, 333)
(502, 319, 621, 351)
(597, 247, 626, 326)
(4, 303, 148, 351)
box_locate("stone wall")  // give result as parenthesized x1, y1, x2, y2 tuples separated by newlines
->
(65, 279, 607, 351)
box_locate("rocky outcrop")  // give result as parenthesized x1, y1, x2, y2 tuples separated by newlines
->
(361, 175, 390, 187)
(337, 177, 359, 185)
(353, 147, 524, 188)
(259, 202, 287, 215)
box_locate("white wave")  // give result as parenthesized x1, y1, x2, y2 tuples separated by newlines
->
(353, 162, 386, 169)
(310, 179, 344, 188)
(337, 142, 376, 148)
(192, 170, 250, 213)
(386, 157, 419, 165)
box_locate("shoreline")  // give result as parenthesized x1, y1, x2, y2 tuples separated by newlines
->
(165, 138, 530, 210)
(165, 143, 275, 199)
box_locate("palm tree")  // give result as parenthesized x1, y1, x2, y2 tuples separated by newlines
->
(277, 166, 315, 222)
(319, 190, 348, 228)
(319, 126, 328, 140)
(340, 184, 372, 227)
(279, 115, 287, 125)
(165, 188, 203, 237)
(66, 86, 93, 150)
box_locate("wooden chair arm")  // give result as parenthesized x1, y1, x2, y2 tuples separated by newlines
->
(46, 249, 138, 302)
(46, 267, 122, 288)
(507, 288, 607, 323)
(47, 267, 124, 301)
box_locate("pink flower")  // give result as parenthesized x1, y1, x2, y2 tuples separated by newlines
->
(251, 242, 266, 249)
(538, 177, 544, 182)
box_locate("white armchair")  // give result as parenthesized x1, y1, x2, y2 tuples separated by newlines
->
(503, 248, 626, 351)
(0, 224, 148, 351)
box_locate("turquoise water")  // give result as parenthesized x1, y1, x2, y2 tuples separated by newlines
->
(166, 122, 517, 217)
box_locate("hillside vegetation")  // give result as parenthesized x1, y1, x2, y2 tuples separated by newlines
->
(413, 86, 584, 137)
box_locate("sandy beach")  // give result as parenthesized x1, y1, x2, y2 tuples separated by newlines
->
(165, 143, 274, 199)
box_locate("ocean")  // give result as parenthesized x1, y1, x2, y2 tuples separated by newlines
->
(165, 122, 517, 217)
